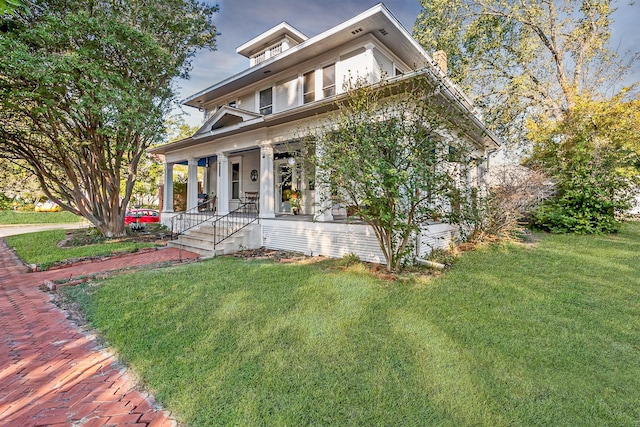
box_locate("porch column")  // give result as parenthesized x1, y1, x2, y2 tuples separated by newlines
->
(216, 153, 229, 215)
(314, 144, 333, 222)
(203, 160, 210, 194)
(186, 158, 199, 211)
(162, 162, 174, 213)
(260, 145, 275, 218)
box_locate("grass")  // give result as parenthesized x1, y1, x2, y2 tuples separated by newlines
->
(5, 229, 158, 269)
(0, 210, 85, 224)
(64, 222, 640, 426)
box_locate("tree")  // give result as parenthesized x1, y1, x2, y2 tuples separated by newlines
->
(0, 0, 217, 236)
(122, 116, 198, 209)
(526, 94, 640, 233)
(305, 76, 478, 272)
(0, 158, 44, 208)
(0, 0, 26, 15)
(413, 0, 638, 142)
(165, 115, 201, 143)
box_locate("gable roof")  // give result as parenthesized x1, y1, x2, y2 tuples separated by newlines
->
(193, 106, 263, 138)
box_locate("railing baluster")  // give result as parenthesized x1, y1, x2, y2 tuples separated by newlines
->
(170, 199, 217, 239)
(211, 202, 259, 249)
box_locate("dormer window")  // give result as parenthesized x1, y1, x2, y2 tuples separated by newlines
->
(238, 23, 308, 67)
(251, 42, 284, 66)
(269, 43, 282, 57)
(252, 52, 266, 66)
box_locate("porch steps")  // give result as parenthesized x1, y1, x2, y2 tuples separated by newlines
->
(167, 222, 260, 258)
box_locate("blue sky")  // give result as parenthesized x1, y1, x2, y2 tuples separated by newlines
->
(175, 0, 640, 127)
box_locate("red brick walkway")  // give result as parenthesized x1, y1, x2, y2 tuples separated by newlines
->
(0, 241, 199, 426)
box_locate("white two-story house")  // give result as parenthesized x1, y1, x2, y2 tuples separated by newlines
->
(149, 3, 500, 262)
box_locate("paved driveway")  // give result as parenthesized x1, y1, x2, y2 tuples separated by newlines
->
(0, 222, 89, 238)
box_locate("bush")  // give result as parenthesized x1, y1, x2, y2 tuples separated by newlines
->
(532, 187, 620, 234)
(450, 166, 550, 243)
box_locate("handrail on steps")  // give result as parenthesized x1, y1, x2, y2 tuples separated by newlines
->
(212, 203, 259, 248)
(170, 199, 217, 237)
(170, 200, 259, 249)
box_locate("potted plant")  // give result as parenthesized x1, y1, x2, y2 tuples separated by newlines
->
(289, 190, 301, 215)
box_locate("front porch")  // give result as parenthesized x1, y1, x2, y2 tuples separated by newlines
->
(160, 144, 331, 222)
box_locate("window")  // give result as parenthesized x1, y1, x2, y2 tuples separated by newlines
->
(322, 64, 335, 98)
(303, 70, 315, 104)
(269, 43, 282, 57)
(231, 162, 240, 199)
(252, 51, 266, 66)
(259, 87, 272, 115)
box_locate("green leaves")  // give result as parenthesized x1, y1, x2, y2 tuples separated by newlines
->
(307, 76, 476, 271)
(0, 0, 218, 236)
(0, 0, 26, 15)
(528, 95, 640, 233)
(413, 0, 634, 146)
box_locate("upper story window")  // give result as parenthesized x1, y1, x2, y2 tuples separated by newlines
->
(259, 87, 273, 115)
(303, 70, 315, 104)
(322, 64, 335, 98)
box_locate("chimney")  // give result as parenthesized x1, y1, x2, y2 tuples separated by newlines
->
(433, 50, 447, 75)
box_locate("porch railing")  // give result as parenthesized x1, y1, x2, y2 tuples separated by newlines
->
(170, 199, 217, 237)
(212, 202, 259, 248)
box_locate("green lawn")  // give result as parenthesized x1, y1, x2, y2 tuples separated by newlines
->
(0, 210, 85, 224)
(5, 229, 157, 269)
(65, 222, 640, 426)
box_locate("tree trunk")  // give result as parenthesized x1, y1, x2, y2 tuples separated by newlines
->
(95, 216, 127, 238)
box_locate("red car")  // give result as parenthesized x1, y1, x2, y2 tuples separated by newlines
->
(124, 209, 160, 225)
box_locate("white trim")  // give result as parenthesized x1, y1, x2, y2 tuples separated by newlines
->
(236, 22, 308, 57)
(229, 156, 243, 201)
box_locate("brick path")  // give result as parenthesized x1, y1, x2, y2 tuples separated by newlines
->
(0, 241, 199, 426)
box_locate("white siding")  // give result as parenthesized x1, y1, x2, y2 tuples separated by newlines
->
(261, 219, 385, 263)
(373, 48, 393, 80)
(417, 223, 456, 259)
(337, 47, 368, 89)
(275, 75, 299, 112)
(242, 151, 260, 193)
(261, 220, 457, 265)
(238, 92, 255, 112)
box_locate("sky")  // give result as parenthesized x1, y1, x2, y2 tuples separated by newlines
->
(174, 0, 640, 127)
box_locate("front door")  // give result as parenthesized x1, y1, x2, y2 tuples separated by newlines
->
(275, 159, 298, 213)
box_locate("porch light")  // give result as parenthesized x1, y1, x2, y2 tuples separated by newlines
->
(287, 157, 296, 166)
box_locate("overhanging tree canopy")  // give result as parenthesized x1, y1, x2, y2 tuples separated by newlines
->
(0, 0, 218, 236)
(414, 0, 638, 142)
